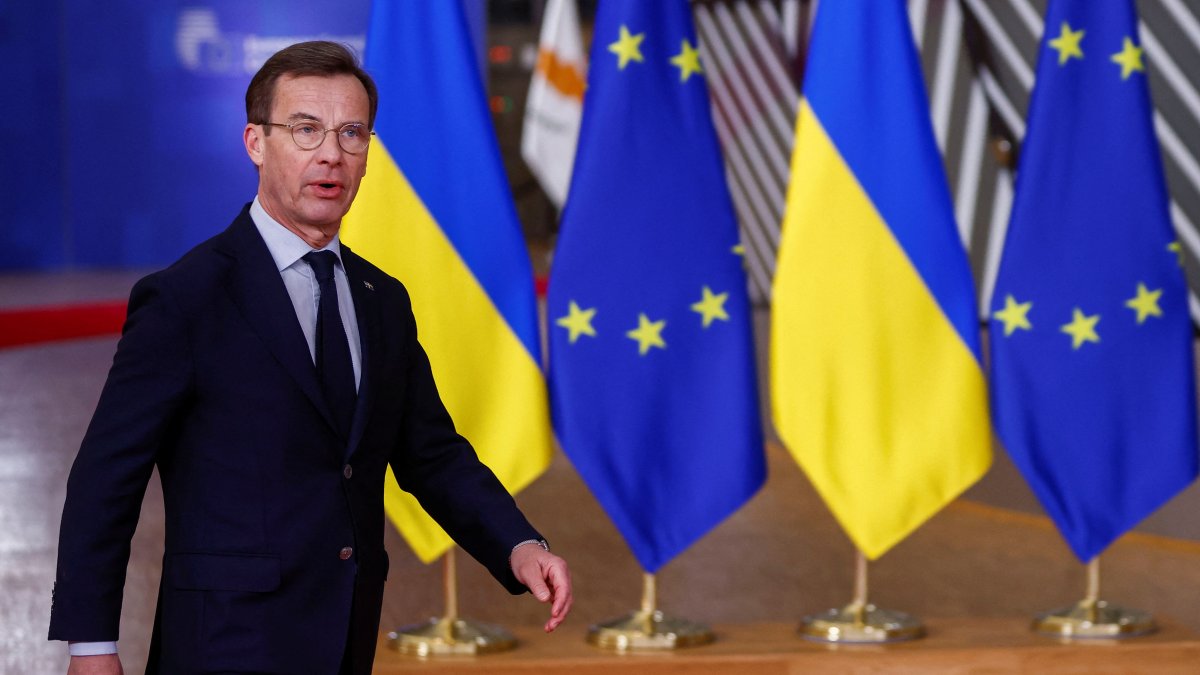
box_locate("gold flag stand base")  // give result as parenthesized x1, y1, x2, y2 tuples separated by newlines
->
(801, 603, 925, 643)
(587, 573, 716, 651)
(388, 617, 517, 656)
(1032, 558, 1156, 639)
(1033, 600, 1156, 639)
(588, 609, 716, 651)
(800, 551, 925, 644)
(388, 548, 519, 657)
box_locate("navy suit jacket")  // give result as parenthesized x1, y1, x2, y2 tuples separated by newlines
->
(49, 207, 541, 674)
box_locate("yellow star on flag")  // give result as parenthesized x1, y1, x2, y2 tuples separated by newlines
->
(1061, 308, 1101, 349)
(1111, 37, 1144, 80)
(731, 244, 744, 256)
(1049, 22, 1085, 65)
(670, 39, 703, 82)
(609, 25, 645, 70)
(1125, 283, 1163, 324)
(556, 301, 597, 344)
(626, 313, 666, 355)
(690, 286, 729, 328)
(993, 294, 1033, 336)
(1168, 241, 1183, 266)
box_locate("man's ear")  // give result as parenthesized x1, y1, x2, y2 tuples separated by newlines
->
(244, 123, 265, 168)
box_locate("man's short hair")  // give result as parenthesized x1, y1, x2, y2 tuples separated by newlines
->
(246, 41, 379, 130)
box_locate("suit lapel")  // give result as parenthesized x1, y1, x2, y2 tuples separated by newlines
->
(216, 210, 341, 437)
(342, 246, 379, 461)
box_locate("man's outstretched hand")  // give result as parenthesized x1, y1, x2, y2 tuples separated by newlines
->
(510, 545, 573, 633)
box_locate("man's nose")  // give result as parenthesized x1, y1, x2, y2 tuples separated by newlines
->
(313, 130, 344, 163)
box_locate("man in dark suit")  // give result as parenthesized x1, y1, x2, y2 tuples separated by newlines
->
(49, 41, 571, 675)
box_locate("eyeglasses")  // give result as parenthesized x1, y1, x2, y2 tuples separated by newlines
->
(262, 121, 374, 154)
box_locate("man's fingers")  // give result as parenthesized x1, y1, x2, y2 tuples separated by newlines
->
(540, 558, 572, 632)
(513, 550, 573, 632)
(546, 561, 572, 618)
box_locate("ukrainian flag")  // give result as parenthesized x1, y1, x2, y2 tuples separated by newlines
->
(342, 2, 552, 562)
(770, 0, 992, 559)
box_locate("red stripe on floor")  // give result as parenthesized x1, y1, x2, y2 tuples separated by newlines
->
(0, 302, 127, 349)
(1, 274, 547, 350)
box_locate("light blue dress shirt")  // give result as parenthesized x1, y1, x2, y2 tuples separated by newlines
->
(250, 197, 362, 388)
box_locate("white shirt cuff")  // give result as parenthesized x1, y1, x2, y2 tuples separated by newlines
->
(68, 641, 118, 656)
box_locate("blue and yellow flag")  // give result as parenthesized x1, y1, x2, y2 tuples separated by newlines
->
(770, 0, 992, 560)
(548, 0, 765, 573)
(343, 1, 552, 563)
(989, 0, 1198, 563)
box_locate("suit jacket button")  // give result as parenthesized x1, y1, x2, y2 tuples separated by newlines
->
(343, 464, 353, 479)
(340, 546, 353, 560)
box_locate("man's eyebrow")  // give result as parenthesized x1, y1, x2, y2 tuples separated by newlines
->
(286, 112, 367, 127)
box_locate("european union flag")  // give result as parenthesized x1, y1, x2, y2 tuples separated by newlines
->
(989, 0, 1198, 563)
(547, 0, 765, 573)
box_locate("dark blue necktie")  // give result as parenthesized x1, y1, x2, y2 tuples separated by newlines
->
(303, 251, 357, 441)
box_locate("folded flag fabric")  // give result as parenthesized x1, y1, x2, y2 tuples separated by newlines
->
(521, 0, 586, 209)
(988, 0, 1198, 562)
(771, 0, 992, 560)
(343, 0, 553, 563)
(548, 0, 766, 573)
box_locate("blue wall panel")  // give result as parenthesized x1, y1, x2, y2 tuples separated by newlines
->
(4, 0, 382, 270)
(3, 1, 67, 268)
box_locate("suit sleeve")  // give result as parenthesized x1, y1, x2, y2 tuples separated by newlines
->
(387, 289, 540, 595)
(49, 274, 195, 641)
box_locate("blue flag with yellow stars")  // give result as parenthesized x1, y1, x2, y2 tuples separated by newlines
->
(989, 0, 1198, 563)
(547, 0, 765, 573)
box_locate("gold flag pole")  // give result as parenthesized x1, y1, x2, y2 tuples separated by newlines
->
(1033, 556, 1156, 638)
(800, 549, 924, 643)
(587, 572, 715, 651)
(388, 547, 518, 656)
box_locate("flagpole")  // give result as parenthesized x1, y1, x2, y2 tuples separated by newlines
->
(1032, 555, 1156, 638)
(799, 549, 924, 643)
(849, 548, 868, 622)
(1084, 556, 1100, 615)
(444, 548, 459, 622)
(640, 572, 656, 615)
(586, 572, 715, 651)
(388, 547, 519, 656)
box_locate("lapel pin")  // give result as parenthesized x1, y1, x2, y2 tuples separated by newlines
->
(363, 281, 374, 291)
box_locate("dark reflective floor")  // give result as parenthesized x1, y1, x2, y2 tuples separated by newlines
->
(4, 272, 1199, 674)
